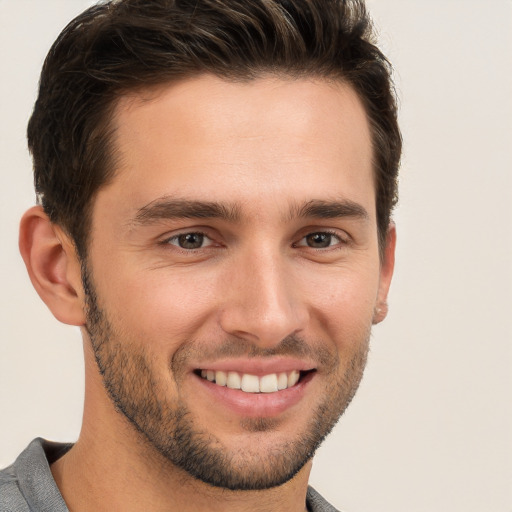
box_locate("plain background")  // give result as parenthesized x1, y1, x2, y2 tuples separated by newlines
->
(1, 1, 511, 511)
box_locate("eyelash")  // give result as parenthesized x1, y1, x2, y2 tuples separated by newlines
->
(161, 229, 349, 252)
(293, 230, 348, 249)
(162, 231, 214, 250)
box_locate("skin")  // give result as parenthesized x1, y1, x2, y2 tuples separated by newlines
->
(19, 75, 395, 511)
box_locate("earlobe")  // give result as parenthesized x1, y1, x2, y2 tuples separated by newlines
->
(373, 223, 396, 325)
(19, 206, 86, 326)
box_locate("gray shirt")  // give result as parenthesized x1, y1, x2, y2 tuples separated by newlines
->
(1, 438, 340, 511)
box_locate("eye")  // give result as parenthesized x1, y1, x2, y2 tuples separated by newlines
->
(295, 231, 344, 249)
(166, 232, 214, 250)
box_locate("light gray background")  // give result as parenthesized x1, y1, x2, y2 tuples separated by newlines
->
(1, 1, 511, 511)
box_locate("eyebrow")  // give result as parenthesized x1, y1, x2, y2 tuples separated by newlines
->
(132, 197, 369, 227)
(133, 198, 242, 225)
(289, 199, 369, 222)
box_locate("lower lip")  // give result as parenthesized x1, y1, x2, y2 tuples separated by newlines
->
(194, 372, 315, 418)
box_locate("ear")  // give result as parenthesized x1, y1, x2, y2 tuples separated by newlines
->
(372, 223, 396, 325)
(19, 206, 86, 326)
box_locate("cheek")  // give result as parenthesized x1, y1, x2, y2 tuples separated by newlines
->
(97, 265, 222, 349)
(300, 261, 380, 344)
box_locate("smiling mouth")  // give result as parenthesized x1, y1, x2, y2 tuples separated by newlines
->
(195, 369, 314, 393)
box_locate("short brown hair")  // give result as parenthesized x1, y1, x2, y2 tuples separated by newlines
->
(28, 0, 401, 258)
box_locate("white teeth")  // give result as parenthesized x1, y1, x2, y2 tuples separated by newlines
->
(260, 373, 278, 393)
(288, 370, 300, 387)
(227, 371, 241, 390)
(201, 369, 305, 393)
(241, 374, 260, 393)
(277, 372, 288, 390)
(215, 370, 227, 386)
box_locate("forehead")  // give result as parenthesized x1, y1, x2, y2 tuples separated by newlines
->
(101, 74, 374, 222)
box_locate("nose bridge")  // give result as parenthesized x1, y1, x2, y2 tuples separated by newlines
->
(219, 243, 307, 346)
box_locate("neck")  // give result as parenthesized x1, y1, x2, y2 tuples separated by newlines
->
(51, 432, 311, 512)
(50, 342, 311, 512)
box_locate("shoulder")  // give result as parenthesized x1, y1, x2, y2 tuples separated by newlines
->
(0, 438, 71, 512)
(0, 460, 30, 512)
(307, 485, 343, 512)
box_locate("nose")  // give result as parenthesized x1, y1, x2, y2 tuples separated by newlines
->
(218, 247, 309, 348)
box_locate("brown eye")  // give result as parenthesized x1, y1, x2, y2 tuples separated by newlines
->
(167, 232, 212, 249)
(305, 232, 334, 248)
(294, 231, 344, 249)
(178, 233, 204, 249)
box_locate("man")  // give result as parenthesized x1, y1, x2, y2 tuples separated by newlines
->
(0, 0, 400, 510)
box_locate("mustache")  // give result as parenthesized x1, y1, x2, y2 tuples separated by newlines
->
(171, 334, 336, 371)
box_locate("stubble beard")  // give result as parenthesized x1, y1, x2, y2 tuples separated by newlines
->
(82, 265, 370, 491)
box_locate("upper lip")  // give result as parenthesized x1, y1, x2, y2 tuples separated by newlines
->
(192, 357, 316, 376)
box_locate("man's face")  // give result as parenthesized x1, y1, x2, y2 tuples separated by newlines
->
(82, 75, 394, 490)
